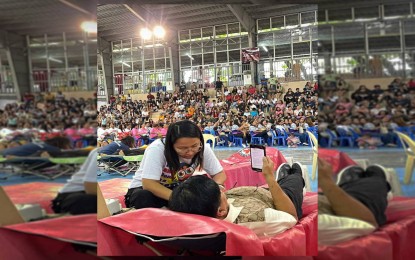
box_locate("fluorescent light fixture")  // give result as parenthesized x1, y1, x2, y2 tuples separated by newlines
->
(300, 23, 313, 27)
(187, 54, 194, 60)
(262, 46, 268, 52)
(354, 18, 377, 22)
(122, 62, 131, 67)
(81, 21, 97, 33)
(47, 57, 63, 63)
(285, 25, 299, 29)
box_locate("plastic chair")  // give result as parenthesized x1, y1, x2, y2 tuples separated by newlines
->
(203, 134, 216, 150)
(306, 131, 318, 180)
(275, 129, 287, 146)
(395, 131, 415, 184)
(250, 131, 265, 145)
(326, 130, 340, 148)
(336, 127, 355, 147)
(267, 130, 278, 146)
(231, 135, 243, 147)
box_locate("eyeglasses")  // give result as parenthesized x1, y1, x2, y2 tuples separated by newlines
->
(174, 142, 203, 154)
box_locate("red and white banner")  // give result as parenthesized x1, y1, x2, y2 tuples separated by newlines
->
(241, 47, 260, 63)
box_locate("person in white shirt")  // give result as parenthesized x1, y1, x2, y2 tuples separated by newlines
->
(51, 148, 97, 215)
(125, 120, 226, 209)
(169, 157, 305, 237)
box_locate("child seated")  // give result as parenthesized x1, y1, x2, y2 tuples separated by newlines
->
(356, 134, 382, 149)
(287, 133, 301, 148)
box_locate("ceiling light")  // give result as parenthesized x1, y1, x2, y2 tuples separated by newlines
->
(154, 26, 165, 38)
(81, 21, 97, 33)
(140, 28, 152, 40)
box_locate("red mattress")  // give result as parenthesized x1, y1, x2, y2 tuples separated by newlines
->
(0, 214, 97, 260)
(3, 182, 63, 213)
(99, 178, 130, 207)
(97, 192, 317, 256)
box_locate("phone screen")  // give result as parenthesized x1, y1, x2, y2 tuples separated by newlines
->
(251, 146, 265, 171)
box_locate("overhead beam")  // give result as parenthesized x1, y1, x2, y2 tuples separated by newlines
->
(173, 17, 240, 31)
(227, 4, 255, 33)
(170, 13, 237, 29)
(58, 0, 95, 16)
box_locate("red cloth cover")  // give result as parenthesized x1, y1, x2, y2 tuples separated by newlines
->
(98, 208, 264, 256)
(98, 192, 318, 256)
(318, 148, 357, 175)
(0, 214, 97, 260)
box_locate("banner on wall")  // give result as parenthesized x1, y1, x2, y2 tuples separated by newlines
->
(241, 47, 260, 63)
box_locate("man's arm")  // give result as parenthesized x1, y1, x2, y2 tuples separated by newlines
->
(262, 157, 298, 220)
(318, 158, 378, 228)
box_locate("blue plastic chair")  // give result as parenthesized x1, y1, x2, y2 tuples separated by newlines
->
(232, 136, 243, 147)
(250, 131, 265, 145)
(275, 129, 287, 146)
(336, 127, 355, 147)
(267, 130, 279, 146)
(326, 130, 340, 148)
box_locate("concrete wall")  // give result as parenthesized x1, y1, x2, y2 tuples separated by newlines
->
(60, 91, 95, 99)
(344, 77, 395, 91)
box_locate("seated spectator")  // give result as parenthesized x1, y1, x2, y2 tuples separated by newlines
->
(287, 133, 301, 148)
(351, 85, 371, 103)
(356, 134, 382, 149)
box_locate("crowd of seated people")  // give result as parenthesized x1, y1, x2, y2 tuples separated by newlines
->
(0, 93, 97, 151)
(97, 80, 318, 148)
(319, 77, 415, 148)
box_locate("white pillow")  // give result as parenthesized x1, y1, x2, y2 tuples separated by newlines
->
(238, 208, 297, 237)
(318, 214, 376, 245)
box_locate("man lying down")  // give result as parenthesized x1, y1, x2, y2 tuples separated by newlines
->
(169, 157, 306, 237)
(317, 158, 391, 245)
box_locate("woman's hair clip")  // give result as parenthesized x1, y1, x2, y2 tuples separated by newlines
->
(175, 124, 180, 134)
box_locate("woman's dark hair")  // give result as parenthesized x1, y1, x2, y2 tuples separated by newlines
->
(121, 136, 135, 148)
(169, 175, 220, 218)
(44, 136, 72, 149)
(164, 120, 204, 175)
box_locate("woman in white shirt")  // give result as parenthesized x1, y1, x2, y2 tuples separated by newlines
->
(125, 120, 226, 209)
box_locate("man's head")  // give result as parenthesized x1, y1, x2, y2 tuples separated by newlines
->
(169, 175, 228, 219)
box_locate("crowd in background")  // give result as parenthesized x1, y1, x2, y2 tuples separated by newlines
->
(319, 76, 415, 148)
(0, 92, 97, 150)
(97, 80, 319, 148)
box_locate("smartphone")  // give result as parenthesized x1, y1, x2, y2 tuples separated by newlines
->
(250, 144, 266, 172)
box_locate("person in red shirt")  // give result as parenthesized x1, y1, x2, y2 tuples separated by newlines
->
(313, 81, 318, 91)
(408, 78, 415, 90)
(248, 85, 257, 96)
